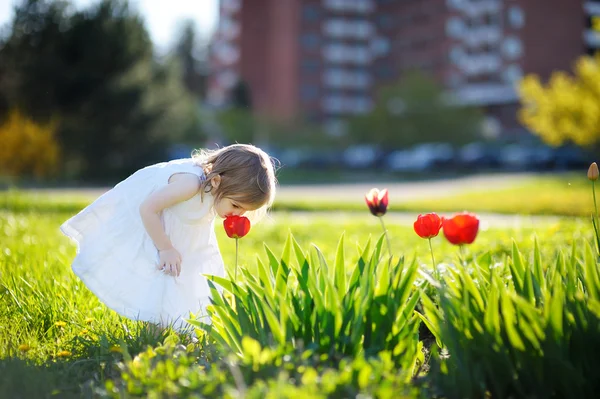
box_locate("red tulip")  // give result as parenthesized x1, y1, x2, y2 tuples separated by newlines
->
(442, 212, 479, 245)
(365, 188, 389, 216)
(414, 213, 443, 239)
(223, 215, 251, 239)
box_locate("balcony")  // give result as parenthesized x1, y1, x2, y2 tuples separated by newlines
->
(322, 95, 373, 114)
(322, 68, 372, 89)
(584, 2, 600, 15)
(322, 19, 374, 40)
(452, 83, 518, 106)
(460, 0, 502, 17)
(584, 29, 600, 47)
(322, 44, 372, 65)
(213, 43, 240, 65)
(458, 53, 502, 75)
(217, 70, 239, 89)
(462, 25, 502, 47)
(218, 18, 240, 40)
(323, 0, 375, 13)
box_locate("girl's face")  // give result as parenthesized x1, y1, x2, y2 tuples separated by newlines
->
(214, 197, 258, 219)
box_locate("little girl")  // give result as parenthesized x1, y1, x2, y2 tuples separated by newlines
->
(61, 144, 277, 331)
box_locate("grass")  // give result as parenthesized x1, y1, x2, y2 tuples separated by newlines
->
(0, 201, 592, 396)
(270, 174, 593, 217)
(0, 173, 597, 396)
(1, 173, 593, 217)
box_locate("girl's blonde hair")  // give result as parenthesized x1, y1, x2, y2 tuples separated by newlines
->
(192, 144, 277, 222)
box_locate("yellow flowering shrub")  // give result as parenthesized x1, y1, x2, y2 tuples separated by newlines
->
(518, 53, 600, 147)
(0, 109, 61, 178)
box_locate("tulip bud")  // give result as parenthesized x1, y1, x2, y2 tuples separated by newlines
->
(365, 188, 389, 217)
(588, 162, 599, 181)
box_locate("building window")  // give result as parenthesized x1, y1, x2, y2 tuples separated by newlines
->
(502, 36, 523, 60)
(300, 85, 319, 102)
(323, 119, 348, 137)
(303, 5, 320, 22)
(301, 33, 320, 50)
(446, 73, 463, 88)
(302, 59, 321, 74)
(483, 13, 500, 26)
(502, 64, 523, 83)
(376, 15, 394, 30)
(323, 19, 374, 39)
(322, 95, 373, 114)
(322, 95, 345, 113)
(221, 0, 241, 13)
(323, 0, 375, 13)
(322, 44, 371, 64)
(371, 37, 391, 56)
(449, 46, 465, 65)
(446, 0, 464, 10)
(376, 64, 394, 79)
(323, 68, 372, 88)
(507, 6, 525, 29)
(446, 17, 465, 38)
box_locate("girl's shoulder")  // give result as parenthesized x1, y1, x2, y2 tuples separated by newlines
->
(157, 158, 206, 181)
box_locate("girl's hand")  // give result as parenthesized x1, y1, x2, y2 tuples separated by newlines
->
(158, 247, 182, 277)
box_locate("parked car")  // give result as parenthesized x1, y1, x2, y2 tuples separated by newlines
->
(342, 145, 381, 169)
(457, 142, 502, 169)
(385, 143, 455, 172)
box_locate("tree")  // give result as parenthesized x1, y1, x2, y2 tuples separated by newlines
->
(0, 0, 200, 180)
(216, 79, 255, 144)
(347, 71, 482, 148)
(230, 80, 252, 109)
(173, 19, 208, 99)
(518, 53, 600, 148)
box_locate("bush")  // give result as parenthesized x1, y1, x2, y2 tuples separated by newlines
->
(0, 109, 60, 179)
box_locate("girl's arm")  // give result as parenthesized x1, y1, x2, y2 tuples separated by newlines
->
(139, 173, 201, 251)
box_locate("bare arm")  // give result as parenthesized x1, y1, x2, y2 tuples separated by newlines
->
(139, 173, 201, 251)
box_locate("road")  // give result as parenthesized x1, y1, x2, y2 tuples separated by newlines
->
(275, 172, 537, 202)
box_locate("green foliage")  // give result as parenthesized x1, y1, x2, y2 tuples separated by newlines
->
(103, 337, 417, 398)
(0, 0, 202, 180)
(192, 235, 422, 373)
(173, 19, 208, 99)
(2, 191, 600, 397)
(216, 108, 257, 144)
(347, 71, 482, 148)
(518, 53, 600, 148)
(419, 241, 600, 398)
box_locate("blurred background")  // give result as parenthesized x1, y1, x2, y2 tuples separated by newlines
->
(0, 0, 596, 185)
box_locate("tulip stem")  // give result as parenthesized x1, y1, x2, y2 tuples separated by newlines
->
(379, 216, 392, 260)
(428, 238, 438, 280)
(235, 238, 239, 280)
(459, 244, 468, 267)
(592, 181, 600, 260)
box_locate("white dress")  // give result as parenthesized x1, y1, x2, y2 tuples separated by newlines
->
(60, 158, 225, 331)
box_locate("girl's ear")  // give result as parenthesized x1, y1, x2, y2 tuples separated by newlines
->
(210, 175, 221, 190)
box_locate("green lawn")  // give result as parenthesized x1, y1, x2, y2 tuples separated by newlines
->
(0, 202, 592, 396)
(274, 173, 594, 217)
(1, 175, 599, 397)
(0, 173, 596, 217)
